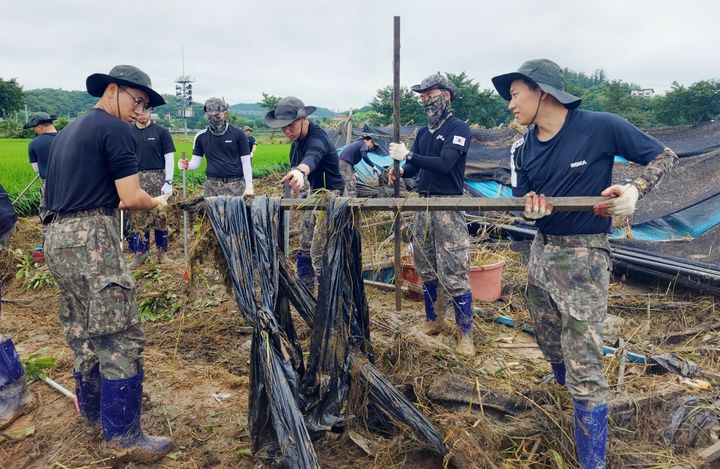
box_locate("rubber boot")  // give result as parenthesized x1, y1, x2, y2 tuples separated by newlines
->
(101, 371, 172, 464)
(453, 293, 476, 357)
(419, 282, 443, 335)
(155, 229, 170, 264)
(574, 400, 608, 469)
(73, 363, 101, 427)
(0, 338, 34, 430)
(128, 233, 149, 269)
(296, 252, 315, 292)
(551, 361, 566, 385)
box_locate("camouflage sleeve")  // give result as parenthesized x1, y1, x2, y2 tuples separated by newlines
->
(631, 147, 678, 199)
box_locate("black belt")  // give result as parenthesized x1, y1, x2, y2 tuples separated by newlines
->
(44, 207, 116, 225)
(207, 176, 243, 183)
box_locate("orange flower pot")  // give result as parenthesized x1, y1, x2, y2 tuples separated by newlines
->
(468, 260, 505, 302)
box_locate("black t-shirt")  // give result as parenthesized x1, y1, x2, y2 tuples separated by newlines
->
(511, 109, 664, 235)
(247, 135, 256, 151)
(0, 184, 17, 237)
(290, 122, 344, 191)
(404, 116, 471, 195)
(340, 140, 373, 167)
(28, 132, 57, 179)
(130, 123, 175, 171)
(46, 108, 138, 213)
(192, 125, 250, 178)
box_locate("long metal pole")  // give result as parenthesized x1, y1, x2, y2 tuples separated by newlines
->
(11, 173, 40, 205)
(182, 151, 190, 281)
(392, 16, 402, 311)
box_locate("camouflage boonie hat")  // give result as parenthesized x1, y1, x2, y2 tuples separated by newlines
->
(23, 112, 57, 129)
(203, 97, 228, 114)
(411, 73, 457, 99)
(264, 96, 316, 128)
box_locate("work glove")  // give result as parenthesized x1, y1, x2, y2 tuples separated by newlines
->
(178, 159, 189, 170)
(594, 183, 639, 217)
(388, 166, 404, 186)
(161, 183, 173, 196)
(243, 187, 255, 196)
(153, 193, 171, 209)
(389, 142, 410, 161)
(523, 192, 553, 219)
(281, 168, 305, 192)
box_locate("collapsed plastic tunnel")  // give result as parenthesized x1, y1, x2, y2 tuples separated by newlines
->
(205, 195, 447, 468)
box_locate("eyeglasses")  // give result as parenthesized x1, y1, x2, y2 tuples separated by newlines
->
(120, 87, 151, 111)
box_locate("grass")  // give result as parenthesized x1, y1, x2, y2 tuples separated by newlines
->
(0, 136, 290, 216)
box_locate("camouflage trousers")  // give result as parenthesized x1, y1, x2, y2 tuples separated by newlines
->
(129, 170, 167, 233)
(204, 176, 245, 197)
(339, 160, 357, 197)
(297, 189, 344, 276)
(412, 206, 470, 298)
(45, 212, 146, 379)
(526, 233, 611, 407)
(39, 179, 48, 223)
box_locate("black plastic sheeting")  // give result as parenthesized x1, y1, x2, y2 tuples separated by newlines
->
(206, 195, 448, 466)
(645, 121, 720, 158)
(662, 396, 720, 448)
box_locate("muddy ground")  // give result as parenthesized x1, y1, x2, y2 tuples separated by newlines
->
(1, 181, 720, 468)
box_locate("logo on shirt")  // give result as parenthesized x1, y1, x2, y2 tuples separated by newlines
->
(225, 140, 233, 143)
(436, 135, 445, 141)
(570, 160, 588, 168)
(452, 135, 466, 146)
(147, 137, 156, 141)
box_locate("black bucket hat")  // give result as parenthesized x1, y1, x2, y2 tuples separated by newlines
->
(491, 59, 581, 109)
(23, 111, 57, 129)
(264, 96, 316, 128)
(86, 65, 166, 108)
(411, 73, 457, 99)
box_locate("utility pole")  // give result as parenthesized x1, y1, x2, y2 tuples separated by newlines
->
(175, 45, 194, 135)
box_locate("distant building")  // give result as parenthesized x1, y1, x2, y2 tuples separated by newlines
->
(631, 88, 655, 97)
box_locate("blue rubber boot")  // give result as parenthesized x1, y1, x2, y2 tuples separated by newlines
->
(101, 371, 172, 464)
(127, 233, 141, 253)
(574, 400, 608, 469)
(0, 338, 34, 430)
(296, 252, 315, 292)
(154, 230, 170, 263)
(419, 282, 443, 335)
(73, 363, 101, 426)
(453, 293, 475, 357)
(551, 362, 566, 385)
(128, 233, 149, 269)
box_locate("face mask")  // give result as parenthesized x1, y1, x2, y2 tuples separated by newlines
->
(423, 92, 450, 130)
(208, 116, 228, 135)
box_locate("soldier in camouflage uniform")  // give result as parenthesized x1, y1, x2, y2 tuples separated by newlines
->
(492, 59, 678, 468)
(44, 65, 172, 464)
(388, 74, 475, 357)
(179, 98, 253, 198)
(0, 183, 35, 431)
(265, 97, 345, 292)
(127, 109, 176, 267)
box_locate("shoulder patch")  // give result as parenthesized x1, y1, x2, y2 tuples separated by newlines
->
(452, 135, 466, 146)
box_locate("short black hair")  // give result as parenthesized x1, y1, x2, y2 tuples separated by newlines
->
(522, 78, 539, 91)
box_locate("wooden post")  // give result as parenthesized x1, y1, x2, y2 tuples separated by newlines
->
(393, 16, 402, 311)
(346, 109, 353, 146)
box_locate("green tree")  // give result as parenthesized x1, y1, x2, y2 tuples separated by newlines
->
(445, 72, 510, 127)
(0, 78, 24, 117)
(258, 92, 281, 112)
(656, 80, 720, 125)
(370, 85, 425, 126)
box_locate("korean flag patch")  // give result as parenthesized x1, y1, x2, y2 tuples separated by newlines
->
(452, 135, 466, 146)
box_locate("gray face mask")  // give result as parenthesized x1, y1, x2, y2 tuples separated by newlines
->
(208, 116, 228, 135)
(423, 92, 451, 130)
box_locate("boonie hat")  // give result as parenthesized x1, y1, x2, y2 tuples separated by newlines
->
(264, 96, 316, 128)
(411, 73, 457, 99)
(491, 59, 581, 109)
(23, 112, 57, 129)
(86, 65, 165, 108)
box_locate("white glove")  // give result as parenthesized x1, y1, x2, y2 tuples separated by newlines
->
(389, 142, 410, 161)
(281, 168, 305, 192)
(153, 193, 171, 208)
(523, 192, 553, 219)
(161, 183, 173, 196)
(597, 184, 639, 216)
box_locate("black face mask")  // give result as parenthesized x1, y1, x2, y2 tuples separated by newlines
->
(208, 116, 228, 135)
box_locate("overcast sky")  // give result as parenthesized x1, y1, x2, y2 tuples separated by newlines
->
(2, 0, 717, 111)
